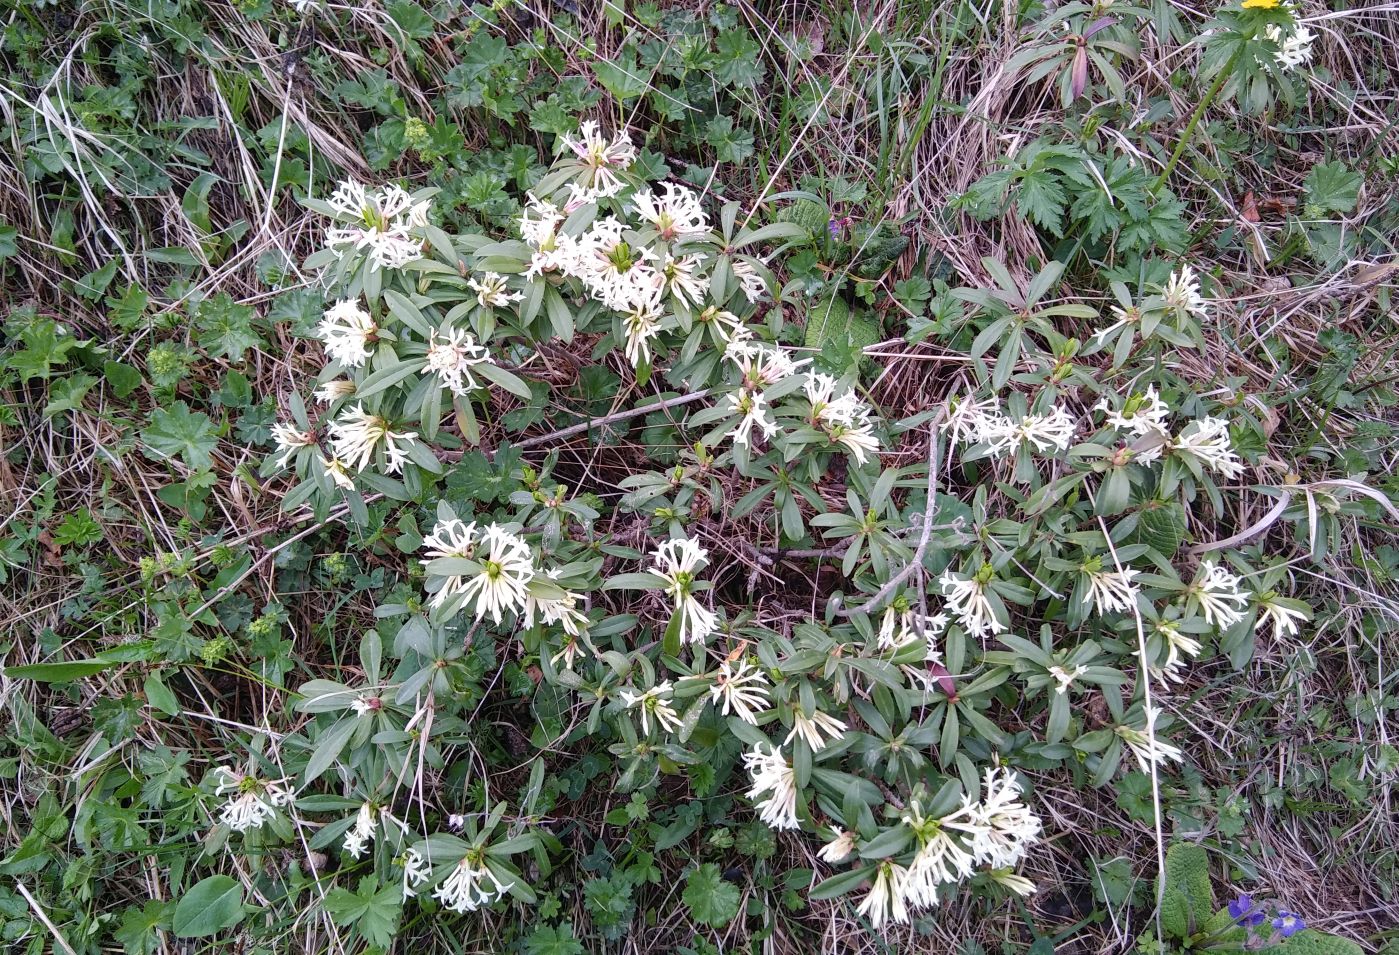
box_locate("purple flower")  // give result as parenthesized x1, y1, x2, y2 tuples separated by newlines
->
(1228, 894, 1266, 927)
(1272, 911, 1305, 937)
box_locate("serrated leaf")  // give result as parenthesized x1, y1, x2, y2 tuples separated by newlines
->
(682, 864, 742, 927)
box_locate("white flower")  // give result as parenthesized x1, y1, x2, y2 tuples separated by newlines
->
(1255, 592, 1309, 640)
(650, 538, 719, 644)
(902, 799, 982, 908)
(1091, 305, 1139, 345)
(724, 390, 778, 447)
(433, 854, 512, 914)
(877, 605, 938, 650)
(271, 422, 316, 468)
(518, 193, 565, 248)
(550, 633, 586, 670)
(321, 456, 356, 491)
(1190, 560, 1250, 630)
(804, 373, 848, 427)
(455, 524, 536, 624)
(1163, 264, 1208, 319)
(989, 869, 1037, 897)
(425, 327, 493, 396)
(630, 183, 709, 240)
(1082, 563, 1141, 615)
(323, 181, 425, 271)
(214, 767, 293, 833)
(328, 405, 418, 474)
(742, 744, 800, 830)
(619, 681, 683, 735)
(970, 768, 1042, 868)
(817, 827, 858, 864)
(942, 394, 1003, 446)
(1266, 23, 1315, 71)
(467, 271, 524, 310)
(560, 120, 636, 202)
(659, 252, 707, 308)
(830, 413, 880, 465)
(314, 379, 356, 404)
(1048, 664, 1087, 695)
(343, 803, 378, 858)
(569, 218, 664, 311)
(1172, 417, 1244, 479)
(401, 847, 431, 899)
(939, 570, 1005, 637)
(804, 373, 881, 462)
(731, 258, 768, 303)
(1095, 386, 1170, 438)
(1116, 704, 1184, 774)
(317, 299, 377, 368)
(980, 405, 1076, 457)
(709, 659, 770, 725)
(621, 298, 664, 368)
(856, 862, 911, 930)
(697, 305, 749, 344)
(520, 570, 589, 637)
(784, 708, 847, 752)
(422, 517, 479, 559)
(727, 341, 804, 388)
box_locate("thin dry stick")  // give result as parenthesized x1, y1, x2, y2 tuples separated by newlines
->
(14, 881, 77, 955)
(837, 409, 947, 617)
(1097, 512, 1168, 937)
(512, 388, 715, 451)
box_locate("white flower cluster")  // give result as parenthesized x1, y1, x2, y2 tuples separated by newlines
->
(940, 394, 1075, 460)
(649, 537, 719, 644)
(1265, 22, 1316, 71)
(323, 180, 429, 271)
(560, 120, 637, 204)
(424, 327, 493, 397)
(433, 855, 513, 914)
(804, 372, 881, 464)
(743, 743, 801, 830)
(939, 569, 1005, 638)
(1117, 703, 1185, 774)
(620, 681, 683, 735)
(856, 768, 1043, 929)
(214, 766, 294, 833)
(419, 517, 587, 637)
(709, 658, 772, 725)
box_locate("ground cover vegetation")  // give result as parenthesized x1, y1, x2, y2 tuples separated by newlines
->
(1, 0, 1397, 952)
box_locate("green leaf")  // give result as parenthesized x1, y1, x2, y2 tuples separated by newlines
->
(476, 362, 533, 400)
(682, 863, 742, 928)
(144, 402, 219, 470)
(323, 877, 402, 949)
(1303, 161, 1363, 215)
(1160, 842, 1212, 938)
(4, 660, 111, 682)
(104, 360, 143, 398)
(809, 864, 875, 900)
(705, 115, 755, 165)
(1276, 930, 1365, 955)
(172, 875, 244, 938)
(1136, 501, 1187, 556)
(524, 922, 585, 955)
(592, 55, 648, 102)
(144, 672, 180, 716)
(194, 293, 261, 362)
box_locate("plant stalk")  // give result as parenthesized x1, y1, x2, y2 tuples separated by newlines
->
(1152, 51, 1240, 193)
